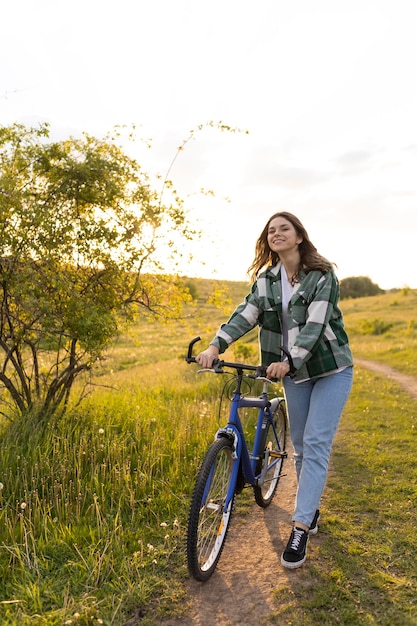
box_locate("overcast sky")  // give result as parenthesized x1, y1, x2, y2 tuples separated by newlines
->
(2, 0, 417, 289)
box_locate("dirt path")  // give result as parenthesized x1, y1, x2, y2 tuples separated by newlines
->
(161, 458, 299, 626)
(354, 358, 417, 400)
(158, 359, 417, 626)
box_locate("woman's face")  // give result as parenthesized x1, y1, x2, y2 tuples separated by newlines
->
(267, 216, 303, 255)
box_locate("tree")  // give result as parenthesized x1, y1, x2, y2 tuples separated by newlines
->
(0, 123, 197, 420)
(339, 276, 384, 299)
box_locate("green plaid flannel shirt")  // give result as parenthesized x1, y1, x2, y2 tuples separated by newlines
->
(211, 262, 353, 381)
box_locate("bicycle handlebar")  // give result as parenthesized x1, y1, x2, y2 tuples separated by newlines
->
(186, 336, 296, 378)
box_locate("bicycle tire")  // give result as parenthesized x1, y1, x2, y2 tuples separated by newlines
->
(253, 400, 287, 508)
(187, 437, 236, 581)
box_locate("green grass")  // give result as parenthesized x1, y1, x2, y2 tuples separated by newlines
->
(0, 282, 416, 624)
(269, 367, 417, 625)
(92, 278, 249, 375)
(342, 288, 417, 376)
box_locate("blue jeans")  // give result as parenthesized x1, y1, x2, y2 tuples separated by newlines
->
(283, 367, 353, 528)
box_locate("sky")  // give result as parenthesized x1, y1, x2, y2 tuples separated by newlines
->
(2, 0, 417, 290)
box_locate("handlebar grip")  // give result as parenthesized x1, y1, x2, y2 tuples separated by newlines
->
(186, 336, 201, 363)
(279, 345, 296, 376)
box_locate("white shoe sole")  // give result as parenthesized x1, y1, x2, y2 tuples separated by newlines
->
(280, 553, 307, 569)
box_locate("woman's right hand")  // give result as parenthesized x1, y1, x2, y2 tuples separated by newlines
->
(266, 360, 291, 380)
(195, 346, 220, 368)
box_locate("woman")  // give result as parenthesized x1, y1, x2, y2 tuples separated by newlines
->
(196, 211, 353, 569)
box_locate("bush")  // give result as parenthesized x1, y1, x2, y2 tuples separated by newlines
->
(353, 318, 393, 335)
(183, 279, 199, 301)
(340, 276, 384, 299)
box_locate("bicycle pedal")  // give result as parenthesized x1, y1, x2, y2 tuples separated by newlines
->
(270, 451, 288, 459)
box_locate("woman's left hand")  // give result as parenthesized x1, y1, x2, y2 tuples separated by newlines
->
(266, 361, 291, 380)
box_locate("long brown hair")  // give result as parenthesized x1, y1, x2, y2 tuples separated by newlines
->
(247, 211, 333, 283)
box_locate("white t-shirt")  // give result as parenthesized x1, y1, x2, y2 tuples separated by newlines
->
(281, 267, 295, 350)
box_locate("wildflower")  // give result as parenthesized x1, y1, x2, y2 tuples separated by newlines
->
(0, 482, 3, 490)
(147, 543, 155, 551)
(152, 559, 157, 564)
(98, 428, 105, 435)
(173, 518, 179, 528)
(160, 522, 168, 528)
(20, 502, 27, 510)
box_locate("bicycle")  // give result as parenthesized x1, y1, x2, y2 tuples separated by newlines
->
(185, 336, 295, 582)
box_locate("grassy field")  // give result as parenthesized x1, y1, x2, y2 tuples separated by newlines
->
(342, 286, 417, 376)
(0, 280, 416, 625)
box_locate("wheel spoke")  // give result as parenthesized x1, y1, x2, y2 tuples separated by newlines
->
(187, 438, 235, 580)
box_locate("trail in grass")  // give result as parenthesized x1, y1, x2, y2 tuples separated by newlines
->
(354, 358, 417, 400)
(158, 450, 302, 626)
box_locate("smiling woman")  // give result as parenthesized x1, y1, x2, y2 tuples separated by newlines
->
(267, 215, 303, 283)
(195, 210, 354, 568)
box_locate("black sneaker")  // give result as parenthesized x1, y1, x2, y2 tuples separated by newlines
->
(309, 509, 320, 535)
(281, 527, 309, 569)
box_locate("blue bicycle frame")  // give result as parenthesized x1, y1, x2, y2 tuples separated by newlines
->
(212, 387, 282, 512)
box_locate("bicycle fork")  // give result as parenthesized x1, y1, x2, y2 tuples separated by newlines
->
(213, 427, 241, 510)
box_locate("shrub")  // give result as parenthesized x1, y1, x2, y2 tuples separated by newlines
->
(340, 276, 384, 299)
(353, 318, 393, 335)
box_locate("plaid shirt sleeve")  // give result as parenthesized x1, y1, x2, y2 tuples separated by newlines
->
(210, 282, 262, 353)
(288, 270, 352, 378)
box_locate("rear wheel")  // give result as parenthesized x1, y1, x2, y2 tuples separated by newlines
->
(187, 437, 236, 581)
(254, 400, 287, 508)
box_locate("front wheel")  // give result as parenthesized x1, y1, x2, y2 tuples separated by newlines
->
(187, 437, 236, 581)
(254, 400, 287, 508)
